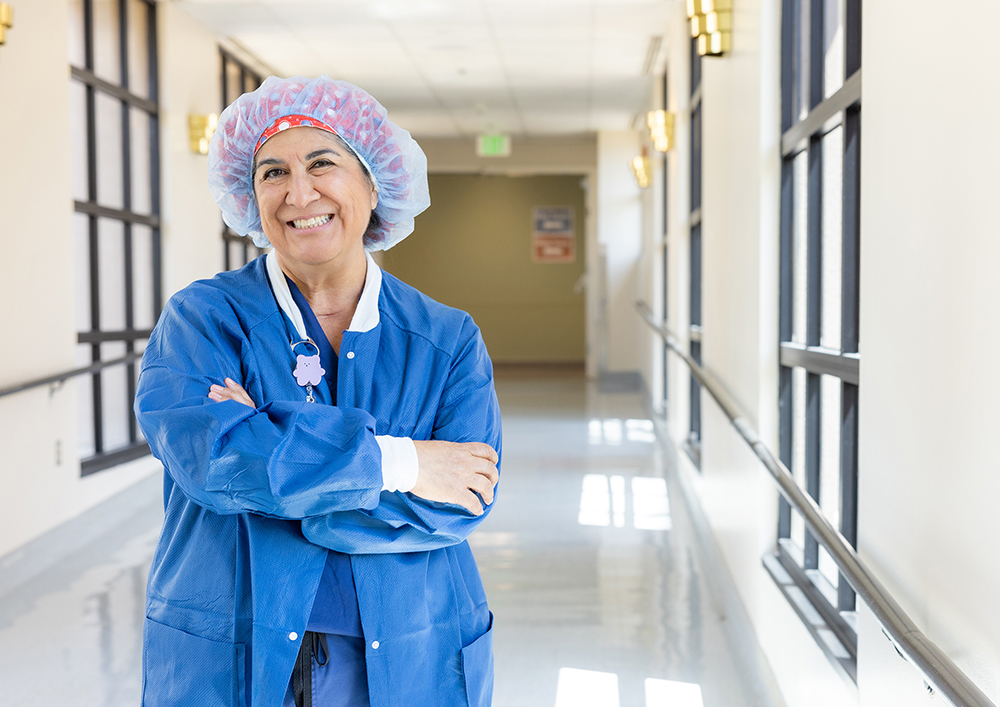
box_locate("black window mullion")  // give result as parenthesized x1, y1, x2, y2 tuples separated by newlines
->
(687, 36, 703, 461)
(119, 0, 138, 444)
(147, 0, 162, 317)
(842, 106, 861, 354)
(806, 137, 822, 346)
(82, 0, 105, 455)
(837, 1, 862, 608)
(804, 372, 821, 569)
(845, 0, 861, 78)
(780, 0, 796, 132)
(777, 365, 793, 538)
(778, 151, 795, 537)
(838, 381, 859, 610)
(808, 0, 825, 109)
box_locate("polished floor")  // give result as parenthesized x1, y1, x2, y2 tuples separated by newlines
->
(0, 368, 771, 706)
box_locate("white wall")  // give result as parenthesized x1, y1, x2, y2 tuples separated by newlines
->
(856, 1, 1000, 703)
(596, 131, 643, 376)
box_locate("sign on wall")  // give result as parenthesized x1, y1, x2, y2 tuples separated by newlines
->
(532, 207, 576, 263)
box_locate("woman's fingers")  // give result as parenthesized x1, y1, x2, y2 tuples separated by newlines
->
(207, 378, 256, 408)
(410, 440, 500, 515)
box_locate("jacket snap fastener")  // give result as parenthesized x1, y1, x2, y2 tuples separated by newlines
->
(371, 640, 380, 649)
(347, 351, 355, 359)
(288, 632, 298, 641)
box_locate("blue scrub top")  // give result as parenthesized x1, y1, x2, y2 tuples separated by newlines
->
(286, 276, 364, 639)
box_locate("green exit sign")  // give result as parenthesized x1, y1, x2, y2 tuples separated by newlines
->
(477, 133, 511, 157)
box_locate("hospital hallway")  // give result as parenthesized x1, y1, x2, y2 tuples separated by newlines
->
(5, 1, 1000, 704)
(0, 367, 774, 707)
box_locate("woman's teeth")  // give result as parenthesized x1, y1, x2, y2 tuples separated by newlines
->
(291, 215, 332, 229)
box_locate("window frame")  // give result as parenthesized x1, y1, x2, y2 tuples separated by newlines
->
(72, 0, 161, 476)
(767, 0, 862, 683)
(685, 36, 703, 468)
(220, 48, 265, 271)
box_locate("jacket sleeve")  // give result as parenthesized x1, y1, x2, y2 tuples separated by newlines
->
(300, 317, 503, 554)
(134, 287, 385, 519)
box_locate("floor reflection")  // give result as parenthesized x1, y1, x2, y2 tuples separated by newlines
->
(478, 367, 755, 707)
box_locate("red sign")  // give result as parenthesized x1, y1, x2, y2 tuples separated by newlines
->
(532, 207, 575, 264)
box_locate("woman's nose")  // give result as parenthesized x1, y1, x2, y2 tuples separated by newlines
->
(285, 172, 319, 207)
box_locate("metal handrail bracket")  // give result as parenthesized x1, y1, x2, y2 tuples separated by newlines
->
(637, 300, 994, 707)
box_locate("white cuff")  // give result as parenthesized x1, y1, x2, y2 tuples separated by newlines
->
(375, 435, 419, 493)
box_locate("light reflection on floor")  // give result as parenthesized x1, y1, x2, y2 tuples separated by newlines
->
(478, 366, 759, 707)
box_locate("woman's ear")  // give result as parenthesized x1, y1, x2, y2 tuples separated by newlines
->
(370, 186, 378, 210)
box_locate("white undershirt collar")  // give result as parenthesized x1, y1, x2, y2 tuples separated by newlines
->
(266, 251, 382, 342)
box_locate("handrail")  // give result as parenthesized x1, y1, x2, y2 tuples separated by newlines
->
(0, 352, 145, 400)
(637, 301, 994, 707)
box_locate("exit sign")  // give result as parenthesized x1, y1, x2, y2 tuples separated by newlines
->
(477, 133, 511, 157)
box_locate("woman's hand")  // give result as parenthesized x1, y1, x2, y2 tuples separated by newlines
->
(410, 441, 500, 516)
(208, 378, 256, 408)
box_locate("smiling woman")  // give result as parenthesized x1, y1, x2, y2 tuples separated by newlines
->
(253, 128, 378, 317)
(133, 75, 503, 707)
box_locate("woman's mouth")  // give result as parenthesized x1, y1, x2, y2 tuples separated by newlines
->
(289, 214, 332, 229)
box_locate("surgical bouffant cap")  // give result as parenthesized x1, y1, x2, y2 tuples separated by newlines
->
(208, 75, 430, 251)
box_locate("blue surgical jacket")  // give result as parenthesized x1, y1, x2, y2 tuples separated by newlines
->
(134, 255, 502, 707)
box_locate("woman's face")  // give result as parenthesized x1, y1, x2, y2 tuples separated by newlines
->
(253, 127, 377, 271)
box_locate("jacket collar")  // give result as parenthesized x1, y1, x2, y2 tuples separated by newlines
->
(265, 251, 382, 342)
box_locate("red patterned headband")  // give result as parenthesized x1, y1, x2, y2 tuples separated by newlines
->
(253, 114, 338, 154)
(252, 113, 378, 191)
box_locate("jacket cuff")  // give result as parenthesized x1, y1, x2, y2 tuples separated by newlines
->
(375, 436, 419, 492)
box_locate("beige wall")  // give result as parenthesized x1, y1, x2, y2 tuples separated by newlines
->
(381, 174, 586, 364)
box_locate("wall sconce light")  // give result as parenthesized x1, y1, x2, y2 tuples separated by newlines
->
(687, 0, 731, 57)
(188, 113, 219, 155)
(646, 110, 675, 152)
(0, 4, 14, 46)
(631, 148, 652, 189)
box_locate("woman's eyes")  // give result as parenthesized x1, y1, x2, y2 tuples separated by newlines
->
(259, 160, 336, 182)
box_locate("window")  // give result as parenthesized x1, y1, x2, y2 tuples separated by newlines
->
(69, 0, 161, 475)
(686, 37, 703, 467)
(220, 48, 265, 271)
(765, 0, 861, 682)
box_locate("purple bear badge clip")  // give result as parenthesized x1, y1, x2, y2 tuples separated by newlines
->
(290, 339, 325, 402)
(293, 354, 325, 387)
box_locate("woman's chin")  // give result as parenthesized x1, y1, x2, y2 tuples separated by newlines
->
(273, 232, 365, 269)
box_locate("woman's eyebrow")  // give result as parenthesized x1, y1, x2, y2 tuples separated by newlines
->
(254, 157, 282, 172)
(306, 148, 339, 160)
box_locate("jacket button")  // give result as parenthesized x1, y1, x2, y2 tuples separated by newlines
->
(371, 640, 380, 649)
(346, 351, 355, 359)
(288, 632, 298, 641)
